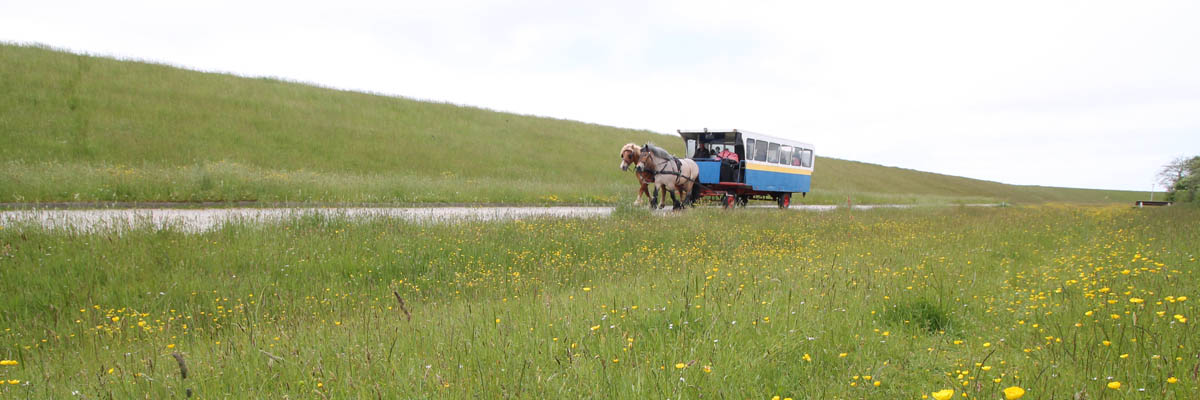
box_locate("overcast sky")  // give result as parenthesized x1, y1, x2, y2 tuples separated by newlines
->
(3, 0, 1198, 191)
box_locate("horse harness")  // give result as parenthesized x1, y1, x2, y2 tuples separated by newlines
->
(640, 148, 696, 187)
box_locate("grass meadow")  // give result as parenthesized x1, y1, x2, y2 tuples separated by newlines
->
(1, 205, 1196, 398)
(1, 43, 1151, 206)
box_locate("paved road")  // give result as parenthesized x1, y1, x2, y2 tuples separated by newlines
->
(0, 204, 993, 233)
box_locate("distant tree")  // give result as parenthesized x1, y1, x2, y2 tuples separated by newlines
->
(1160, 156, 1200, 202)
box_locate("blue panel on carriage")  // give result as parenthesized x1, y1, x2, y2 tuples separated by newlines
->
(745, 170, 811, 193)
(695, 161, 721, 184)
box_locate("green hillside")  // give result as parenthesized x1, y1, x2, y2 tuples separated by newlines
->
(0, 44, 1147, 205)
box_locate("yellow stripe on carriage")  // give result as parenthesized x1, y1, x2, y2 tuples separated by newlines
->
(745, 163, 813, 175)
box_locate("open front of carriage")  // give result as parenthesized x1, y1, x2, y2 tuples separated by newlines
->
(677, 129, 815, 208)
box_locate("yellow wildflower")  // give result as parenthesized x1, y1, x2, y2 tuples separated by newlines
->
(1003, 386, 1025, 399)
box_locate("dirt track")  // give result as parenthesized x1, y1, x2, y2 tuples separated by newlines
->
(0, 204, 993, 233)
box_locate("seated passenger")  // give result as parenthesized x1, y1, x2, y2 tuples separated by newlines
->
(695, 145, 711, 159)
(717, 147, 739, 162)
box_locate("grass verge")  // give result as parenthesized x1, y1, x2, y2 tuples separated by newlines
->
(0, 206, 1197, 398)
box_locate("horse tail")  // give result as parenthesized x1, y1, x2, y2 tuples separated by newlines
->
(688, 181, 703, 206)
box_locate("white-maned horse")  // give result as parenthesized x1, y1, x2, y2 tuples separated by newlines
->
(636, 143, 700, 210)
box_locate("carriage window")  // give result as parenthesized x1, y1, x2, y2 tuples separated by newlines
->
(780, 146, 793, 165)
(745, 139, 756, 160)
(685, 139, 696, 158)
(791, 148, 803, 166)
(802, 149, 813, 168)
(754, 140, 767, 162)
(767, 143, 780, 164)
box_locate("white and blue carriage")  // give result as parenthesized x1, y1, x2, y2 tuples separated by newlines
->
(679, 129, 814, 208)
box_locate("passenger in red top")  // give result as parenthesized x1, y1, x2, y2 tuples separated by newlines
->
(717, 148, 739, 162)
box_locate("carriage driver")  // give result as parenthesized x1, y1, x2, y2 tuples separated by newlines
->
(695, 144, 712, 159)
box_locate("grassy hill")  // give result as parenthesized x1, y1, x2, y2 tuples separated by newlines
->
(1, 43, 1147, 205)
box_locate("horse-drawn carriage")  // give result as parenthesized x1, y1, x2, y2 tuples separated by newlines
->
(620, 128, 814, 209)
(679, 129, 814, 208)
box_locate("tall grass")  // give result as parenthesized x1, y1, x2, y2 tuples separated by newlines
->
(1, 43, 1150, 205)
(1, 206, 1196, 398)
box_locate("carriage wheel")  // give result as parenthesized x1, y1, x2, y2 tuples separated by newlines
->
(777, 193, 791, 209)
(723, 194, 736, 209)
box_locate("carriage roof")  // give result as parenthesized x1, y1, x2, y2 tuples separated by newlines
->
(677, 129, 814, 150)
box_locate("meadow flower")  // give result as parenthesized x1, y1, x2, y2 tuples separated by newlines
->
(675, 363, 686, 369)
(1167, 377, 1178, 384)
(1106, 381, 1121, 390)
(931, 389, 954, 400)
(1003, 386, 1025, 399)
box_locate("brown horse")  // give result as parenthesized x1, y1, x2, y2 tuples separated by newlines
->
(637, 143, 700, 210)
(619, 143, 659, 206)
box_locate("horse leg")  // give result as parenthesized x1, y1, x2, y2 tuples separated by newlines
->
(635, 182, 647, 205)
(649, 185, 659, 209)
(669, 189, 680, 210)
